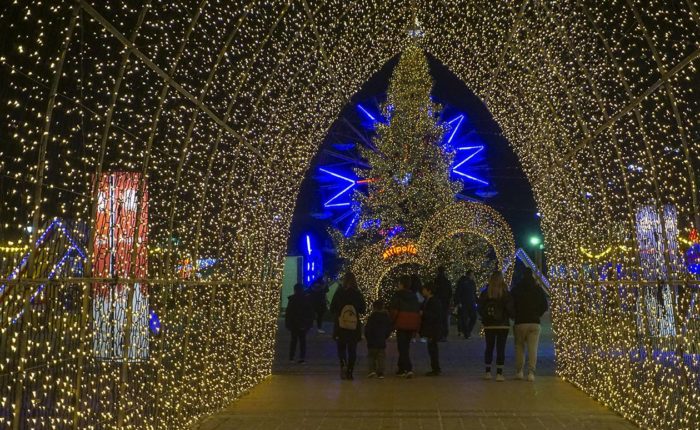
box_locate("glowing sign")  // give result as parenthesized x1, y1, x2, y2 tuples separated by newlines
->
(382, 243, 418, 260)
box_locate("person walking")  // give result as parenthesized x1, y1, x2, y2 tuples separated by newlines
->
(511, 267, 548, 381)
(309, 277, 329, 333)
(455, 270, 478, 339)
(285, 283, 314, 363)
(364, 299, 393, 378)
(420, 283, 443, 376)
(388, 275, 421, 378)
(478, 270, 513, 381)
(434, 266, 452, 341)
(330, 272, 366, 380)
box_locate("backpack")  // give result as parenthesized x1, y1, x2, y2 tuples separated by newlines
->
(338, 304, 358, 330)
(481, 297, 504, 322)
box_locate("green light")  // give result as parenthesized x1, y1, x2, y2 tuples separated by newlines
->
(529, 236, 541, 246)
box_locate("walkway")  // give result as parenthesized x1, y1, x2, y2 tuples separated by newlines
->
(199, 315, 637, 429)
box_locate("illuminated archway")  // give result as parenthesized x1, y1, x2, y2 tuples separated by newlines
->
(1, 1, 698, 428)
(350, 240, 419, 300)
(418, 202, 516, 285)
(351, 201, 515, 300)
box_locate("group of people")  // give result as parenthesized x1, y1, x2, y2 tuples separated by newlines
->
(284, 266, 548, 382)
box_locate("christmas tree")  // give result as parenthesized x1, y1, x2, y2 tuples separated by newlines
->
(335, 45, 460, 258)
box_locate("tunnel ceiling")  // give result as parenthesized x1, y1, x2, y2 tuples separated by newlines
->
(0, 0, 698, 270)
(1, 2, 700, 429)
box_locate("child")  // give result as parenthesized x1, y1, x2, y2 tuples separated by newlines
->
(420, 283, 443, 376)
(285, 283, 314, 363)
(364, 299, 393, 378)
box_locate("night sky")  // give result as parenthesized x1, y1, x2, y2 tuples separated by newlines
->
(288, 53, 541, 274)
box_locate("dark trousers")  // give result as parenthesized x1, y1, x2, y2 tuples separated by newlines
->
(441, 306, 450, 339)
(367, 348, 386, 375)
(315, 308, 324, 329)
(484, 328, 509, 369)
(457, 305, 477, 336)
(427, 339, 440, 372)
(396, 330, 413, 372)
(289, 329, 307, 360)
(337, 341, 358, 368)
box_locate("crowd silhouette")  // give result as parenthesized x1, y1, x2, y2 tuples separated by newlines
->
(284, 266, 548, 381)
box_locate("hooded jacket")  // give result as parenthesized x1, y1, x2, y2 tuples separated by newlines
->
(511, 276, 548, 324)
(285, 293, 314, 331)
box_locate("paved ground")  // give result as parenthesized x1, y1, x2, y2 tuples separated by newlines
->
(198, 315, 637, 429)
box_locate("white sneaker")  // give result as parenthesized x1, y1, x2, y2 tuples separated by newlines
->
(405, 371, 414, 379)
(483, 372, 492, 380)
(515, 371, 524, 380)
(317, 328, 326, 334)
(527, 372, 535, 382)
(496, 373, 505, 382)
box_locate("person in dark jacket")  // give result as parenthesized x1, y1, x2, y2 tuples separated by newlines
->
(511, 267, 548, 381)
(330, 271, 366, 380)
(388, 275, 421, 378)
(455, 270, 478, 338)
(285, 283, 314, 363)
(410, 273, 422, 296)
(364, 299, 393, 378)
(420, 283, 443, 376)
(478, 270, 514, 381)
(434, 266, 452, 341)
(309, 278, 329, 333)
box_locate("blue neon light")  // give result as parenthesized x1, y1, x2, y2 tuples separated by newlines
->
(305, 234, 312, 255)
(2, 218, 87, 302)
(453, 145, 484, 170)
(357, 104, 376, 122)
(319, 168, 356, 208)
(452, 145, 488, 185)
(318, 104, 494, 240)
(446, 114, 465, 144)
(453, 170, 489, 185)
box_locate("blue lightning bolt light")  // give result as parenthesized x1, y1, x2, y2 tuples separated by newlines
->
(300, 233, 323, 286)
(305, 234, 312, 255)
(357, 104, 377, 122)
(452, 145, 489, 185)
(445, 114, 465, 144)
(319, 168, 357, 208)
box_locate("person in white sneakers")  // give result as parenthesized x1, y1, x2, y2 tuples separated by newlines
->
(477, 271, 514, 382)
(511, 268, 548, 381)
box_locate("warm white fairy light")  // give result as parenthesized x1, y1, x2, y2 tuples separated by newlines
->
(0, 1, 698, 429)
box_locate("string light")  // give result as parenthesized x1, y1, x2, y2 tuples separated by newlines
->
(0, 1, 697, 429)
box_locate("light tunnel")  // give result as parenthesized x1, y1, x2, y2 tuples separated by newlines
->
(0, 1, 699, 428)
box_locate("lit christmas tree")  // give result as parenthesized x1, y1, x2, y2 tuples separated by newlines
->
(335, 45, 461, 258)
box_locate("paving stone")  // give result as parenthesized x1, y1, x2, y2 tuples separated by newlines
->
(198, 316, 637, 430)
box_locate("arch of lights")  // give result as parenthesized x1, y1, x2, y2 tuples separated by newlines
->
(350, 201, 515, 304)
(349, 240, 421, 302)
(0, 1, 698, 428)
(417, 202, 516, 285)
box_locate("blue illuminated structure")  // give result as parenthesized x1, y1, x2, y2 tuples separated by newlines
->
(317, 97, 496, 237)
(319, 168, 355, 208)
(149, 309, 161, 335)
(2, 218, 87, 322)
(301, 233, 323, 286)
(687, 244, 700, 275)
